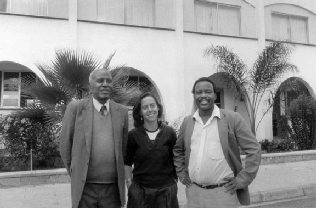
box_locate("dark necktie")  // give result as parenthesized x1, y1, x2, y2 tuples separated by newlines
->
(100, 105, 107, 116)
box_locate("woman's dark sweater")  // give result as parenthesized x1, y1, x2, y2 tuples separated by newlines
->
(124, 124, 178, 188)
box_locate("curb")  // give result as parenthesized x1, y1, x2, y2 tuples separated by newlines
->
(0, 169, 69, 188)
(179, 184, 316, 208)
(247, 184, 316, 206)
(241, 150, 316, 165)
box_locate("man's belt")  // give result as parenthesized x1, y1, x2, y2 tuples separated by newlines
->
(193, 182, 227, 189)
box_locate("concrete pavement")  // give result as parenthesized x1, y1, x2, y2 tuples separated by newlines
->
(0, 160, 316, 208)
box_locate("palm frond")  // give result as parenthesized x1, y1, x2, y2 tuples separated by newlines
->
(19, 50, 137, 125)
(11, 106, 50, 123)
(23, 82, 70, 106)
(110, 67, 141, 105)
(111, 66, 130, 87)
(103, 52, 116, 70)
(204, 45, 248, 93)
(251, 42, 298, 92)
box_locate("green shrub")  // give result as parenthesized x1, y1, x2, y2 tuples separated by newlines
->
(1, 115, 61, 171)
(260, 139, 294, 153)
(168, 115, 185, 137)
(288, 95, 316, 150)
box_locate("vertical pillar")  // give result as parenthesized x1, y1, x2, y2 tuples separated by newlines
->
(68, 0, 78, 49)
(174, 0, 186, 116)
(256, 0, 265, 51)
(255, 0, 274, 141)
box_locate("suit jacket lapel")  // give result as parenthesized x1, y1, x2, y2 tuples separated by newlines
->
(218, 110, 230, 163)
(83, 98, 94, 156)
(110, 100, 120, 160)
(185, 116, 195, 151)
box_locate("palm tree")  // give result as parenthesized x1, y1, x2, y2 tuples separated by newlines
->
(204, 42, 297, 135)
(4, 49, 140, 170)
(19, 49, 140, 124)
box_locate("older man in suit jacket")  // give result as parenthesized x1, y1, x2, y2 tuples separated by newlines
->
(60, 69, 128, 208)
(173, 77, 261, 208)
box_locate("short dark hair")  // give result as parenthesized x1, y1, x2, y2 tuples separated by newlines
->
(132, 92, 163, 128)
(191, 77, 216, 93)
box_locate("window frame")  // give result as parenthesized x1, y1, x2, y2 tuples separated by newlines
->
(0, 0, 7, 12)
(124, 0, 156, 27)
(271, 12, 309, 44)
(194, 0, 241, 36)
(0, 71, 21, 108)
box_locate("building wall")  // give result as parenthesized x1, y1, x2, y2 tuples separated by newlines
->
(1, 0, 316, 141)
(76, 22, 182, 120)
(0, 15, 71, 72)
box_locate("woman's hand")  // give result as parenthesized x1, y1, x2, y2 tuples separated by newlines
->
(180, 176, 192, 187)
(126, 178, 132, 189)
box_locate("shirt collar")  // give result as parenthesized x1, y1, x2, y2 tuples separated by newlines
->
(93, 98, 110, 112)
(193, 104, 221, 123)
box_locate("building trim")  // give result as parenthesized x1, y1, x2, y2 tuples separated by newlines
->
(266, 39, 316, 47)
(264, 3, 316, 16)
(184, 30, 258, 41)
(77, 20, 175, 32)
(0, 12, 68, 21)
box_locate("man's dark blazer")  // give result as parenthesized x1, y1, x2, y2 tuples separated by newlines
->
(173, 109, 261, 205)
(60, 97, 128, 208)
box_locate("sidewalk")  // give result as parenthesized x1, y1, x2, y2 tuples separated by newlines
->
(0, 160, 316, 208)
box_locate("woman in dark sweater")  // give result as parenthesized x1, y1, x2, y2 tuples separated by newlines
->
(124, 92, 179, 208)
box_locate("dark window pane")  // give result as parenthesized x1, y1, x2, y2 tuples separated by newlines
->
(3, 72, 19, 92)
(215, 91, 221, 108)
(21, 72, 36, 107)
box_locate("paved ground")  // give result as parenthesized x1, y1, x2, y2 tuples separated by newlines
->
(251, 196, 316, 208)
(0, 183, 71, 208)
(248, 160, 316, 193)
(0, 160, 316, 208)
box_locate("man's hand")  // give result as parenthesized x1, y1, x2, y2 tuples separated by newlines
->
(224, 177, 243, 195)
(180, 176, 192, 187)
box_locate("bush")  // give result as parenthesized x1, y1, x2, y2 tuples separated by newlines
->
(168, 115, 185, 137)
(260, 139, 294, 153)
(288, 95, 316, 150)
(1, 115, 62, 171)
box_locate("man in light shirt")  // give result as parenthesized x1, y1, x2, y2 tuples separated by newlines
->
(173, 77, 261, 208)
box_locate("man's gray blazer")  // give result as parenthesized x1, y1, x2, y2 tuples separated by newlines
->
(173, 109, 261, 205)
(60, 97, 128, 208)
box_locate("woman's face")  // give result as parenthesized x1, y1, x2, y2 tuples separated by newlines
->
(140, 96, 159, 124)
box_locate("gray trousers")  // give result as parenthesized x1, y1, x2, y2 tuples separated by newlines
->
(186, 184, 240, 208)
(127, 182, 179, 208)
(78, 183, 121, 208)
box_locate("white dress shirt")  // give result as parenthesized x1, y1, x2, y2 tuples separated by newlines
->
(188, 105, 234, 185)
(92, 98, 110, 115)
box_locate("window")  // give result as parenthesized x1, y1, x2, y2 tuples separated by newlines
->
(0, 71, 36, 108)
(214, 90, 224, 109)
(0, 0, 48, 16)
(1, 72, 19, 107)
(0, 0, 7, 12)
(195, 1, 241, 36)
(125, 0, 155, 27)
(272, 13, 308, 44)
(78, 0, 173, 28)
(0, 0, 68, 18)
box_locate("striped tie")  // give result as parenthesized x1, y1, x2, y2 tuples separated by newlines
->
(100, 105, 107, 116)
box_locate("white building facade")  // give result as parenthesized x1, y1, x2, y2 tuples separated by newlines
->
(1, 0, 316, 141)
